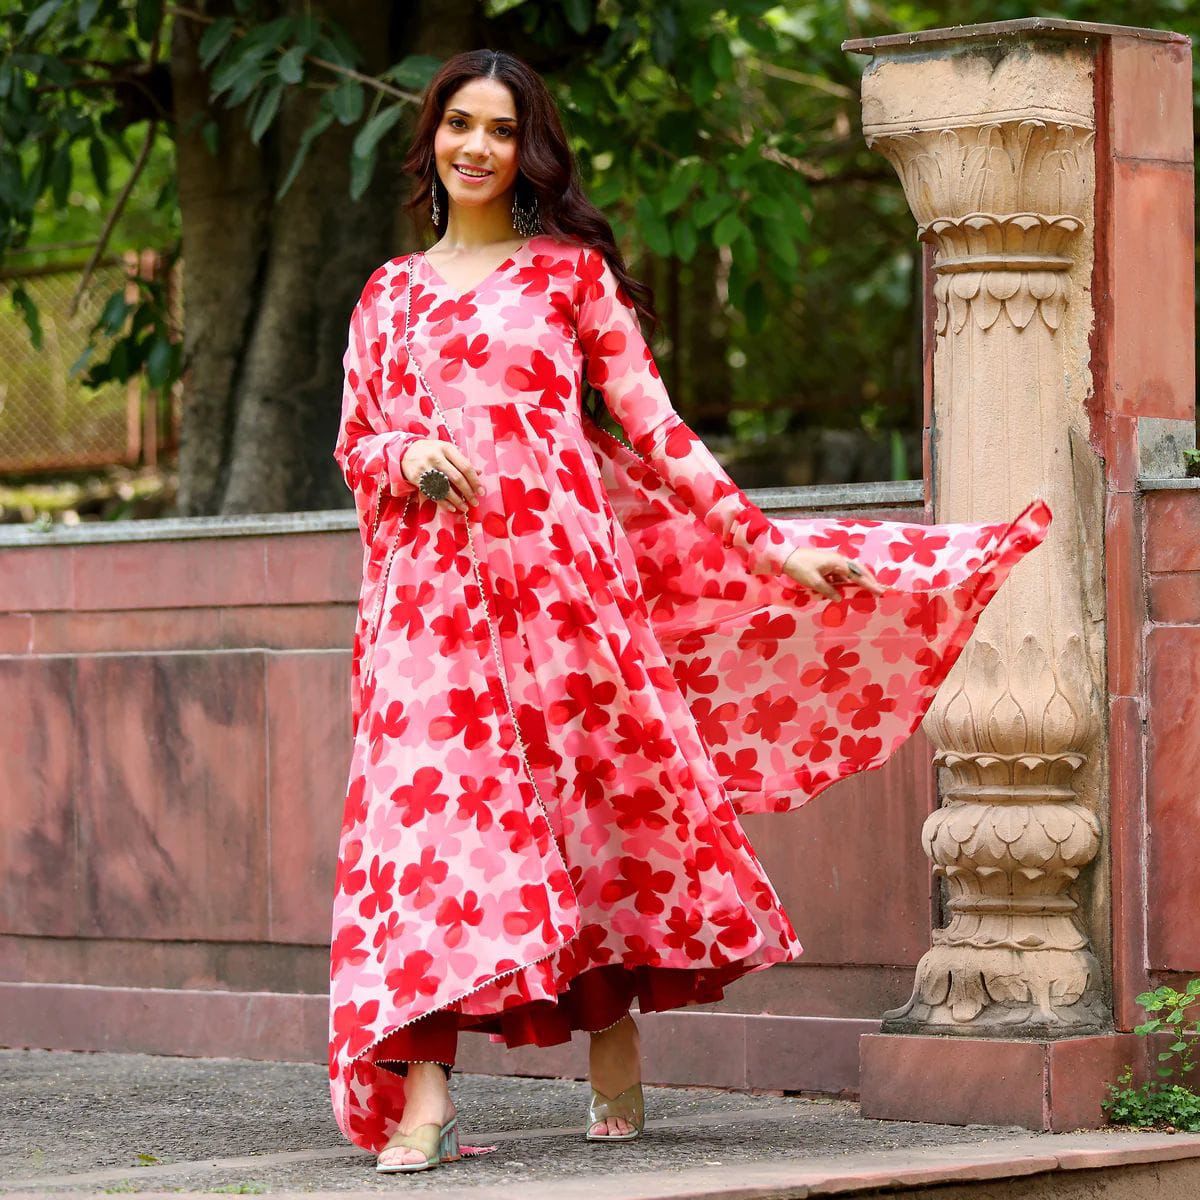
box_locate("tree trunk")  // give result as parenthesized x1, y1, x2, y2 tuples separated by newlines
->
(171, 0, 481, 515)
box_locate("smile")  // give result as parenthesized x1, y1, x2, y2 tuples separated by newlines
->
(454, 164, 493, 178)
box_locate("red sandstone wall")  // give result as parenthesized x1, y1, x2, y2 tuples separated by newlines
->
(0, 500, 937, 1092)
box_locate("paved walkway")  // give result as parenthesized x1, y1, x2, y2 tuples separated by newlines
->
(3, 1049, 1200, 1197)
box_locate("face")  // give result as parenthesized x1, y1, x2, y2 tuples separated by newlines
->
(432, 77, 520, 213)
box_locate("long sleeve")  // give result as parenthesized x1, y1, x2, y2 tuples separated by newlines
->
(573, 245, 801, 576)
(334, 262, 435, 509)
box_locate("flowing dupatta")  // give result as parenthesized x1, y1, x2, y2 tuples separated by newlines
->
(581, 416, 1052, 814)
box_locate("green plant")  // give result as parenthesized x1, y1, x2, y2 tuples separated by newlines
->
(1103, 980, 1200, 1130)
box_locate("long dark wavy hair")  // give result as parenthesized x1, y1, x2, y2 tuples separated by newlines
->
(401, 49, 659, 427)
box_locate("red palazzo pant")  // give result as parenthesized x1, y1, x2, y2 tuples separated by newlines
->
(375, 962, 709, 1075)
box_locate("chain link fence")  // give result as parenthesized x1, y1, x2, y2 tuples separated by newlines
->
(0, 251, 179, 475)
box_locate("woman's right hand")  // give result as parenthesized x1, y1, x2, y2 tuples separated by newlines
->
(400, 438, 483, 514)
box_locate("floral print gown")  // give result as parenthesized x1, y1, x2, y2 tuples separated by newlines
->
(329, 233, 1052, 1151)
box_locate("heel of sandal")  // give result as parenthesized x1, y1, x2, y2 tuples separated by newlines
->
(440, 1115, 461, 1162)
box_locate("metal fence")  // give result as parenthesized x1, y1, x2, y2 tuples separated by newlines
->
(0, 251, 179, 475)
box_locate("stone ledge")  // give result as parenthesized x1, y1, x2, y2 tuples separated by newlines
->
(844, 17, 1189, 54)
(0, 480, 925, 547)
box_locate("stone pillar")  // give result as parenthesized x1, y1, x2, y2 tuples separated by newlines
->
(843, 19, 1195, 1131)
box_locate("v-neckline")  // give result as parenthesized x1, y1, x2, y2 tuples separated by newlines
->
(418, 237, 533, 302)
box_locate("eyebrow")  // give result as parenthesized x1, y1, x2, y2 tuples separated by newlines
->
(448, 107, 518, 123)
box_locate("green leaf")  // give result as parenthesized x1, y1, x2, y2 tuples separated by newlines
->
(135, 0, 161, 41)
(330, 81, 364, 125)
(11, 285, 42, 350)
(660, 160, 703, 215)
(382, 55, 441, 90)
(353, 105, 404, 160)
(89, 137, 109, 196)
(23, 0, 61, 39)
(277, 45, 305, 85)
(97, 292, 130, 335)
(713, 210, 747, 246)
(49, 142, 72, 208)
(1171, 1041, 1189, 1053)
(146, 337, 173, 389)
(249, 82, 284, 143)
(709, 37, 734, 82)
(76, 0, 101, 32)
(561, 0, 591, 34)
(692, 191, 733, 228)
(671, 217, 697, 262)
(349, 149, 376, 201)
(743, 279, 766, 332)
(277, 110, 333, 198)
(198, 17, 236, 68)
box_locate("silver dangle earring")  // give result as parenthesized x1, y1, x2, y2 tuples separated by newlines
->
(430, 173, 441, 226)
(511, 184, 541, 237)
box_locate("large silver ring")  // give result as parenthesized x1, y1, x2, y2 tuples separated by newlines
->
(846, 561, 863, 577)
(418, 467, 451, 500)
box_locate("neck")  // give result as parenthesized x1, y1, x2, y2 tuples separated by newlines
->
(439, 196, 521, 250)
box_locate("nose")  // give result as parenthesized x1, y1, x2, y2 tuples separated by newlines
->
(463, 126, 488, 156)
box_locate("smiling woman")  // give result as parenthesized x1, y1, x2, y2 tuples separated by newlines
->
(329, 45, 1051, 1178)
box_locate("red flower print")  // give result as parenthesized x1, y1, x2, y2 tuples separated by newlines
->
(555, 448, 601, 513)
(612, 713, 675, 763)
(439, 331, 490, 380)
(799, 645, 859, 694)
(745, 691, 799, 741)
(547, 671, 618, 730)
(330, 925, 370, 977)
(905, 592, 950, 640)
(358, 859, 396, 920)
(793, 717, 838, 763)
(839, 733, 884, 772)
(502, 883, 556, 943)
(889, 527, 950, 568)
(837, 682, 898, 731)
(664, 906, 705, 958)
(427, 687, 497, 749)
(456, 773, 501, 831)
(611, 784, 669, 832)
(580, 326, 626, 388)
(390, 766, 451, 827)
(385, 949, 440, 1007)
(371, 911, 401, 960)
(498, 477, 551, 537)
(599, 857, 675, 915)
(546, 596, 601, 646)
(504, 349, 571, 407)
(397, 846, 448, 908)
(436, 891, 485, 947)
(430, 603, 481, 655)
(738, 610, 798, 657)
(335, 838, 367, 898)
(383, 580, 436, 640)
(672, 655, 717, 696)
(331, 998, 379, 1063)
(712, 747, 763, 790)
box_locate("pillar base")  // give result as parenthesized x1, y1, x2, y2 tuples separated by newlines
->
(860, 1032, 1145, 1131)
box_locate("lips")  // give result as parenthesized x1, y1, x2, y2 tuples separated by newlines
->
(453, 164, 493, 178)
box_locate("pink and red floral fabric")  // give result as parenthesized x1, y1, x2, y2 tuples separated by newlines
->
(330, 234, 1052, 1151)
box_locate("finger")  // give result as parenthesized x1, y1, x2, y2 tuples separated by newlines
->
(441, 447, 483, 502)
(428, 456, 476, 509)
(799, 571, 839, 600)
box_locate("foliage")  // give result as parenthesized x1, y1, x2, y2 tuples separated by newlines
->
(1103, 981, 1200, 1131)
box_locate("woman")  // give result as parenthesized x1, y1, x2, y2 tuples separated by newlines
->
(330, 49, 1051, 1174)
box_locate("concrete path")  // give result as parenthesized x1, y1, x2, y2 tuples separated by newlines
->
(3, 1048, 1199, 1197)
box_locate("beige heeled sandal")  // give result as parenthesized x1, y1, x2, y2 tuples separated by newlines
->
(375, 1115, 460, 1173)
(585, 1080, 645, 1142)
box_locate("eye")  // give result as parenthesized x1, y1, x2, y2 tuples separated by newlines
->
(495, 125, 514, 137)
(448, 116, 466, 129)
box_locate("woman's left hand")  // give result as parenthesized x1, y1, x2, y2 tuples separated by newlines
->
(780, 547, 889, 600)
